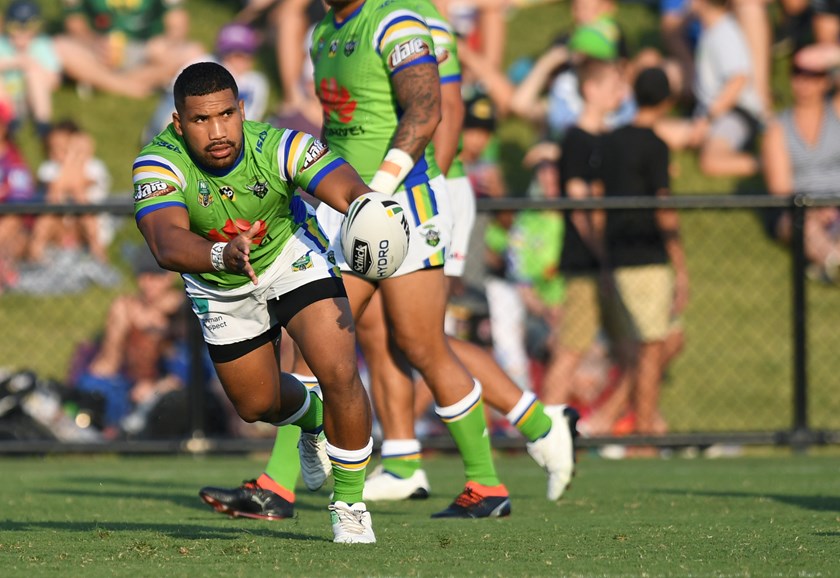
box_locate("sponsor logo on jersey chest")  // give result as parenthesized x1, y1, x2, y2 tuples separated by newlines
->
(219, 186, 235, 201)
(344, 40, 356, 56)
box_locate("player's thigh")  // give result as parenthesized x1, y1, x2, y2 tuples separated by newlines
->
(379, 267, 449, 349)
(285, 295, 358, 388)
(214, 341, 282, 413)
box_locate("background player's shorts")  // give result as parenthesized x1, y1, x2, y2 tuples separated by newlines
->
(316, 175, 453, 278)
(612, 264, 674, 342)
(444, 175, 476, 278)
(183, 227, 341, 346)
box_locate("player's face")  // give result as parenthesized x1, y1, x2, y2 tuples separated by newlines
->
(173, 89, 245, 171)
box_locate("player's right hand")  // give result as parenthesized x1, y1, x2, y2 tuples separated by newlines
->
(225, 221, 262, 285)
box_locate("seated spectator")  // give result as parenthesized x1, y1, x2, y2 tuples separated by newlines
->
(659, 0, 701, 104)
(0, 0, 61, 138)
(0, 98, 36, 292)
(53, 0, 205, 98)
(762, 54, 840, 282)
(73, 246, 186, 435)
(689, 0, 763, 177)
(27, 120, 112, 264)
(143, 23, 268, 141)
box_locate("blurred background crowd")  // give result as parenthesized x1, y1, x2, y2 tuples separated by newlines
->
(1, 0, 839, 452)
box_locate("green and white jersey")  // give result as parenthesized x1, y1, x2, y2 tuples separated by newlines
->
(62, 0, 183, 40)
(133, 121, 344, 290)
(420, 3, 466, 180)
(311, 0, 442, 191)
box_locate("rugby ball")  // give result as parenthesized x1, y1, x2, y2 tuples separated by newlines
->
(340, 192, 410, 280)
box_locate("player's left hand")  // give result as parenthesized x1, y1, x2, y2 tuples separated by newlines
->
(224, 221, 262, 285)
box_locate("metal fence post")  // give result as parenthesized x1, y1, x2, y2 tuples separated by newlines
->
(790, 194, 810, 452)
(186, 313, 208, 451)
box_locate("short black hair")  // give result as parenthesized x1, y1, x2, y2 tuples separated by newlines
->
(633, 67, 670, 108)
(173, 62, 239, 113)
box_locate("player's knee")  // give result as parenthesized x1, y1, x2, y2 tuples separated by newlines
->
(231, 393, 277, 424)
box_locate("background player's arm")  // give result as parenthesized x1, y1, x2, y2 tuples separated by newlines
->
(137, 205, 260, 284)
(433, 80, 464, 175)
(390, 61, 442, 163)
(311, 162, 373, 214)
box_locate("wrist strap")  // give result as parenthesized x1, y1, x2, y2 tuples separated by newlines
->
(368, 148, 414, 195)
(210, 242, 227, 272)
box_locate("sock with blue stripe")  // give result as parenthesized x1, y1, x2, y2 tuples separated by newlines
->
(380, 439, 423, 479)
(506, 391, 553, 442)
(435, 380, 501, 487)
(328, 438, 373, 504)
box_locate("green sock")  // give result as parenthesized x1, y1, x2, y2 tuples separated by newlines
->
(263, 425, 302, 492)
(292, 390, 323, 434)
(380, 439, 423, 478)
(332, 466, 367, 504)
(328, 440, 372, 504)
(515, 401, 553, 443)
(439, 395, 501, 487)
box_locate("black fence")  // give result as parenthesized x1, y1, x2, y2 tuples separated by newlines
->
(1, 193, 838, 454)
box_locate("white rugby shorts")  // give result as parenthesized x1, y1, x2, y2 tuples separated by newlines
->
(184, 226, 341, 345)
(443, 175, 476, 278)
(317, 175, 453, 278)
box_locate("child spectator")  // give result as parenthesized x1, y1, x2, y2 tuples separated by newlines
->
(689, 0, 764, 177)
(27, 120, 112, 264)
(0, 98, 36, 292)
(143, 23, 268, 141)
(539, 58, 623, 405)
(590, 67, 690, 438)
(0, 0, 61, 138)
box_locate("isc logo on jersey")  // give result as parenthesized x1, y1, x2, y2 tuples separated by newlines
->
(388, 38, 430, 71)
(302, 140, 328, 171)
(134, 181, 175, 201)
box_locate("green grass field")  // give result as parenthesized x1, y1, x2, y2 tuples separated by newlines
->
(1, 453, 838, 577)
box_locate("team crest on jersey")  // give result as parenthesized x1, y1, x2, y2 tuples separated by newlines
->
(301, 140, 329, 171)
(329, 40, 339, 57)
(291, 254, 313, 272)
(421, 224, 441, 247)
(198, 180, 213, 207)
(219, 186, 235, 201)
(388, 38, 430, 71)
(134, 180, 175, 201)
(246, 178, 269, 199)
(344, 40, 356, 56)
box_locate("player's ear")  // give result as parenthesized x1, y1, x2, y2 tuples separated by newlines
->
(172, 112, 183, 136)
(239, 100, 246, 121)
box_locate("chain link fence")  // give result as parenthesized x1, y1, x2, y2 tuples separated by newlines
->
(1, 194, 838, 453)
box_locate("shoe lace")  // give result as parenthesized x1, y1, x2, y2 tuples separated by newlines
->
(453, 487, 484, 509)
(240, 479, 259, 490)
(330, 505, 367, 535)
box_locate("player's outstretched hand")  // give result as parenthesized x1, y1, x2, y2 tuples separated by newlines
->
(225, 221, 262, 285)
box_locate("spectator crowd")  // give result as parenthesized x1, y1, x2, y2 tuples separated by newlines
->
(1, 0, 839, 448)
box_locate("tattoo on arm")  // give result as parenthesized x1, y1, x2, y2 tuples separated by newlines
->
(390, 62, 441, 161)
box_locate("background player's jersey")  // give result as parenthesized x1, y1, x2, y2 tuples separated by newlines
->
(132, 121, 345, 289)
(421, 5, 466, 180)
(311, 0, 442, 191)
